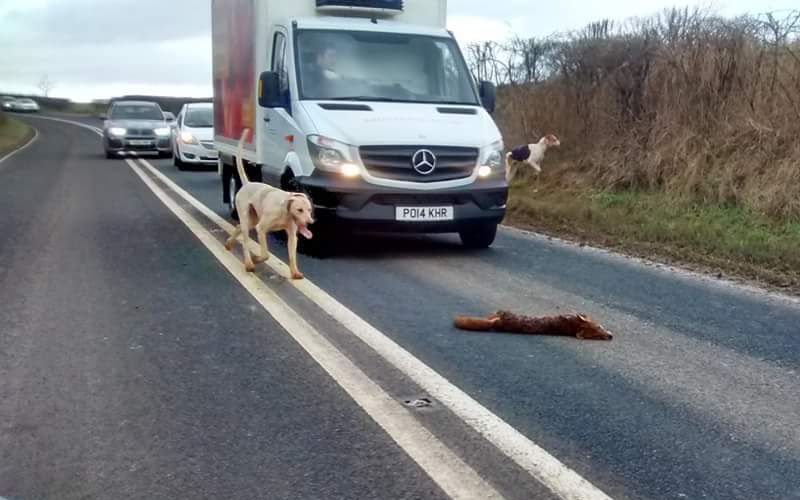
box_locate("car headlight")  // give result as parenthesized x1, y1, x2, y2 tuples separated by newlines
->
(307, 135, 359, 176)
(154, 127, 170, 137)
(180, 131, 198, 144)
(109, 127, 126, 137)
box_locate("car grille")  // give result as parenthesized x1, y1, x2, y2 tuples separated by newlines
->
(359, 145, 478, 183)
(127, 128, 154, 137)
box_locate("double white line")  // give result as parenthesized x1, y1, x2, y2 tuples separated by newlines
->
(37, 116, 614, 500)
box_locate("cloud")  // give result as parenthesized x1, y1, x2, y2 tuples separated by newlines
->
(1, 0, 209, 46)
(1, 0, 798, 101)
(0, 0, 212, 99)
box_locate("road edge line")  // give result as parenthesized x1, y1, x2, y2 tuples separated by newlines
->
(0, 125, 39, 165)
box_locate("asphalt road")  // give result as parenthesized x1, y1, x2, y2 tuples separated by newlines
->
(2, 115, 800, 500)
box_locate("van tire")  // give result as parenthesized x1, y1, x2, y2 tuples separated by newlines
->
(228, 173, 241, 220)
(459, 223, 498, 249)
(223, 163, 241, 220)
(282, 174, 332, 258)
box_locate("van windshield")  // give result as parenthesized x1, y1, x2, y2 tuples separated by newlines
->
(295, 30, 479, 105)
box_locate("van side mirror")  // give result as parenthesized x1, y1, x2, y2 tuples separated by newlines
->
(479, 81, 496, 113)
(258, 71, 282, 108)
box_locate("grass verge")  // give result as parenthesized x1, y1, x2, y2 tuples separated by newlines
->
(506, 183, 800, 293)
(0, 113, 34, 158)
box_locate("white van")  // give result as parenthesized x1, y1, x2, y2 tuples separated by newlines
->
(212, 0, 507, 251)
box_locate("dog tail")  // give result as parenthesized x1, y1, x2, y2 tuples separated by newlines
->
(236, 128, 250, 185)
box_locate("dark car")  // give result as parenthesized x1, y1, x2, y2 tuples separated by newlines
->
(102, 101, 173, 159)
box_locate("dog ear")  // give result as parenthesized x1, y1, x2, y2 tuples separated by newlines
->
(285, 196, 296, 213)
(293, 192, 313, 208)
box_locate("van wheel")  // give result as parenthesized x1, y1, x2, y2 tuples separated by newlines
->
(297, 223, 333, 258)
(281, 174, 331, 257)
(459, 223, 498, 249)
(228, 171, 241, 220)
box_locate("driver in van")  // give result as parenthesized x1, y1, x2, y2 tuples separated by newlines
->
(304, 44, 344, 98)
(317, 47, 341, 81)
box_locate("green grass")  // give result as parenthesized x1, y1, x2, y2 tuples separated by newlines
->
(0, 113, 34, 157)
(506, 185, 800, 291)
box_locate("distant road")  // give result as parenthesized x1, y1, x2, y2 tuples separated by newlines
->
(2, 114, 799, 500)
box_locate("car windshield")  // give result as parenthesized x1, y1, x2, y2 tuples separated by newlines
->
(295, 30, 478, 105)
(184, 107, 213, 128)
(1, 96, 15, 102)
(110, 104, 163, 120)
(19, 99, 35, 104)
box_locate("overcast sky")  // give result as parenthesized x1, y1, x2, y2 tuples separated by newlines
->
(1, 0, 796, 102)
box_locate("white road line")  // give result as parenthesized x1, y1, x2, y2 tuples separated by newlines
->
(134, 155, 614, 500)
(125, 158, 504, 500)
(39, 115, 614, 500)
(25, 114, 103, 134)
(0, 126, 39, 165)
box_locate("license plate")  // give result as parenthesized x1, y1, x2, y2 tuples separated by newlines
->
(395, 206, 454, 221)
(127, 140, 152, 146)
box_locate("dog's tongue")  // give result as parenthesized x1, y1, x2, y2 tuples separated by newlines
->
(299, 226, 313, 239)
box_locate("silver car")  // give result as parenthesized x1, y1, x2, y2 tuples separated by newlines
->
(6, 97, 40, 112)
(101, 101, 173, 159)
(1, 96, 17, 111)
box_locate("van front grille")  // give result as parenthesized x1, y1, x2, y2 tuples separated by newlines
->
(359, 145, 478, 183)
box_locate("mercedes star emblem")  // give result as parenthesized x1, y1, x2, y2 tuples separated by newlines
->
(411, 149, 436, 175)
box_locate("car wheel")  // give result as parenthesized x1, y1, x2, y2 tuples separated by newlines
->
(105, 149, 115, 159)
(174, 147, 185, 170)
(459, 223, 498, 249)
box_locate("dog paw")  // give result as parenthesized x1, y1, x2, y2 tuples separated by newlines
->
(245, 262, 256, 272)
(253, 255, 269, 264)
(290, 271, 305, 280)
(224, 242, 234, 251)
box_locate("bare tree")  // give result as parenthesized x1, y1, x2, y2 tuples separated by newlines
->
(38, 74, 55, 97)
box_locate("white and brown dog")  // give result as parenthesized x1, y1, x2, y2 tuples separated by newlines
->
(225, 129, 315, 279)
(505, 134, 561, 181)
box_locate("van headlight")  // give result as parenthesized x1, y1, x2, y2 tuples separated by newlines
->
(307, 135, 359, 176)
(479, 141, 504, 177)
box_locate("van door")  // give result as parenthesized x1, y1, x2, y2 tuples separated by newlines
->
(263, 28, 298, 184)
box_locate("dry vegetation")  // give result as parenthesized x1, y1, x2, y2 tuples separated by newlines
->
(465, 8, 800, 289)
(468, 7, 800, 220)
